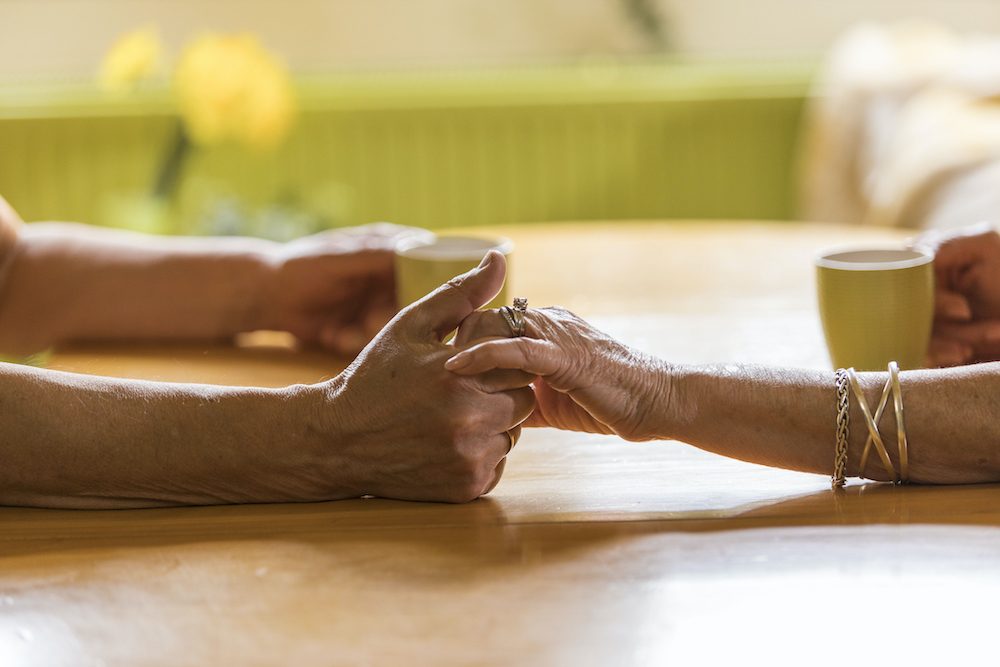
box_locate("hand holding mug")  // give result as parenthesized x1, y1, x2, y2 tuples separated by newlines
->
(917, 224, 1000, 366)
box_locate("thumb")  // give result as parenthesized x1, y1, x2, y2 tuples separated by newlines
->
(404, 250, 507, 340)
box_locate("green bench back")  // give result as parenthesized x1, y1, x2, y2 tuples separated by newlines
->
(0, 60, 813, 233)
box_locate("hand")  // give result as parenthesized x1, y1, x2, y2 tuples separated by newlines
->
(917, 224, 1000, 366)
(309, 250, 535, 502)
(449, 306, 668, 441)
(260, 223, 427, 356)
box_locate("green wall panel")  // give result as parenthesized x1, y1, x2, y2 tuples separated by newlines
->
(0, 61, 811, 234)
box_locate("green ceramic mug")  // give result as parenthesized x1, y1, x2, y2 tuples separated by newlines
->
(816, 247, 934, 371)
(394, 234, 514, 310)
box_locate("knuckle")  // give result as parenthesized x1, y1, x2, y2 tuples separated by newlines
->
(443, 276, 471, 300)
(458, 310, 485, 331)
(448, 483, 482, 504)
(450, 410, 484, 439)
(519, 387, 538, 410)
(549, 305, 579, 320)
(446, 471, 486, 503)
(523, 343, 545, 368)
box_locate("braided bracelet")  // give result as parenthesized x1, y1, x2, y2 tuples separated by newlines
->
(832, 369, 850, 489)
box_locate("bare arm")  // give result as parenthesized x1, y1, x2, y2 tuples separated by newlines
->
(0, 252, 531, 509)
(449, 307, 1000, 484)
(0, 222, 273, 354)
(0, 196, 410, 356)
(661, 362, 1000, 484)
(0, 361, 319, 509)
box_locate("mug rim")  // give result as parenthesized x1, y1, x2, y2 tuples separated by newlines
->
(815, 245, 933, 272)
(396, 233, 514, 260)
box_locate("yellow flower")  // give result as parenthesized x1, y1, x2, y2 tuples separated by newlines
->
(174, 34, 296, 151)
(99, 27, 162, 92)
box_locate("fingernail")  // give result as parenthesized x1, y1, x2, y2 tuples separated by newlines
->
(445, 354, 469, 371)
(477, 251, 494, 269)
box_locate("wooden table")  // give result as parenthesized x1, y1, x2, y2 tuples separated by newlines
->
(3, 221, 998, 666)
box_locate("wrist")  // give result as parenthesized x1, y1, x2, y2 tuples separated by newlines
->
(217, 381, 358, 504)
(286, 375, 366, 500)
(239, 249, 281, 333)
(654, 361, 686, 441)
(622, 351, 680, 441)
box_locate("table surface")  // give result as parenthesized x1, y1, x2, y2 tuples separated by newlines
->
(3, 221, 998, 667)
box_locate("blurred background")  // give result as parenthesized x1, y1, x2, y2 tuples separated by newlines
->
(3, 0, 1000, 237)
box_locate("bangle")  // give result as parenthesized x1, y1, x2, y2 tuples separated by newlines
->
(858, 375, 892, 477)
(833, 369, 850, 488)
(846, 368, 898, 483)
(889, 361, 909, 483)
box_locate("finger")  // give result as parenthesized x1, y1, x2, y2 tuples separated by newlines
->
(934, 288, 972, 321)
(453, 309, 510, 348)
(403, 250, 507, 341)
(969, 346, 1000, 363)
(928, 338, 973, 367)
(931, 225, 996, 284)
(446, 337, 562, 377)
(933, 320, 1000, 347)
(507, 424, 523, 451)
(478, 386, 535, 436)
(482, 425, 521, 495)
(502, 386, 536, 429)
(482, 457, 507, 496)
(474, 368, 536, 393)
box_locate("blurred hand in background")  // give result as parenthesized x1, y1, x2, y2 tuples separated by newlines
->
(0, 195, 424, 358)
(919, 224, 1000, 366)
(261, 223, 424, 356)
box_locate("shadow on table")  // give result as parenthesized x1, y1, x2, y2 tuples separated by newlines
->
(2, 482, 999, 567)
(695, 481, 1000, 530)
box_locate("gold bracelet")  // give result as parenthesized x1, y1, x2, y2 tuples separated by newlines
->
(833, 369, 850, 489)
(888, 361, 909, 483)
(846, 368, 898, 483)
(858, 375, 892, 477)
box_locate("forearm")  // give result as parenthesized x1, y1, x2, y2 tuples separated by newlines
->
(657, 362, 1000, 484)
(0, 363, 341, 508)
(0, 223, 277, 353)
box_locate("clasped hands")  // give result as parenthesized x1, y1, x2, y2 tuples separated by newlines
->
(330, 222, 1000, 504)
(301, 248, 666, 504)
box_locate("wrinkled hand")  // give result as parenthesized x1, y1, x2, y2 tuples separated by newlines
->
(450, 306, 667, 441)
(260, 223, 427, 356)
(316, 251, 535, 502)
(918, 224, 1000, 366)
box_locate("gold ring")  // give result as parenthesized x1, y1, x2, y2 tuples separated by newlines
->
(500, 306, 519, 337)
